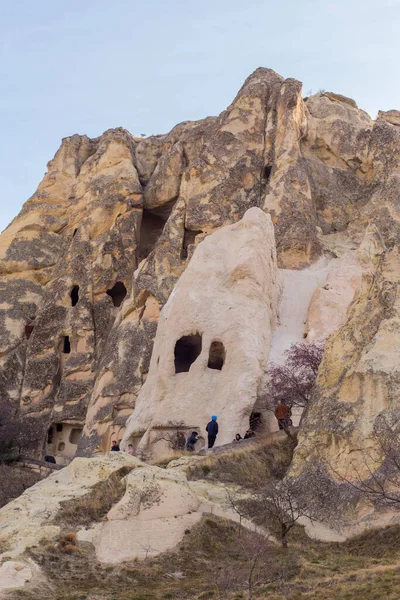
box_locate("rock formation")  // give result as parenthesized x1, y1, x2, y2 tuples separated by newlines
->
(290, 225, 400, 534)
(121, 207, 281, 458)
(1, 66, 400, 466)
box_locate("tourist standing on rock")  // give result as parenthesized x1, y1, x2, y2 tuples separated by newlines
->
(274, 400, 291, 430)
(111, 440, 120, 451)
(126, 444, 134, 455)
(206, 415, 218, 449)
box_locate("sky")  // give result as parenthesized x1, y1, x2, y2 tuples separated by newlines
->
(1, 0, 399, 233)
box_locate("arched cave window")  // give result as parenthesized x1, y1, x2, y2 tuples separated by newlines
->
(70, 285, 79, 307)
(25, 324, 34, 340)
(174, 334, 202, 373)
(62, 336, 71, 354)
(58, 442, 65, 452)
(106, 282, 127, 307)
(207, 341, 226, 370)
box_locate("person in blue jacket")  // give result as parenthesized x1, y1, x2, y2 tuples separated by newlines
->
(206, 415, 218, 449)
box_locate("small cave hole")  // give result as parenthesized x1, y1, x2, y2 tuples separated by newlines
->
(263, 166, 272, 181)
(72, 228, 78, 237)
(106, 281, 127, 307)
(181, 229, 202, 260)
(47, 427, 53, 444)
(25, 324, 34, 340)
(70, 285, 79, 307)
(58, 442, 65, 452)
(174, 333, 202, 373)
(56, 423, 63, 432)
(62, 336, 71, 354)
(207, 341, 226, 370)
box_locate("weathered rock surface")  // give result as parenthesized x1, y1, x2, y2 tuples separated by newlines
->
(0, 453, 253, 594)
(290, 226, 400, 534)
(1, 66, 400, 467)
(305, 251, 362, 341)
(121, 207, 282, 458)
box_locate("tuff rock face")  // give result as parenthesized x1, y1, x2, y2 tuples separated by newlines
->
(290, 225, 400, 535)
(121, 207, 281, 458)
(1, 67, 400, 465)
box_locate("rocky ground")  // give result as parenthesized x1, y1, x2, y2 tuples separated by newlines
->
(1, 437, 400, 600)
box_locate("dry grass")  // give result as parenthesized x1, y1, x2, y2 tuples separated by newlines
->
(188, 437, 296, 488)
(8, 516, 400, 600)
(55, 466, 132, 528)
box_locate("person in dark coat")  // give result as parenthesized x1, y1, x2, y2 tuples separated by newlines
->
(186, 431, 198, 451)
(244, 429, 255, 439)
(111, 440, 120, 451)
(206, 415, 218, 449)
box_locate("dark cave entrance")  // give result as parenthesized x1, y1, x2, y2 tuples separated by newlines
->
(137, 200, 176, 262)
(263, 165, 272, 182)
(181, 229, 202, 260)
(70, 285, 79, 307)
(207, 341, 226, 370)
(249, 412, 263, 431)
(106, 282, 127, 307)
(62, 336, 71, 354)
(174, 334, 203, 373)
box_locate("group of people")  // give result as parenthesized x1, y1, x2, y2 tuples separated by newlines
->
(185, 415, 219, 452)
(111, 440, 134, 455)
(233, 428, 256, 442)
(110, 403, 292, 455)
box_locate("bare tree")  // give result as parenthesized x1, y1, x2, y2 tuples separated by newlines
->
(213, 526, 271, 600)
(328, 422, 400, 509)
(259, 341, 324, 414)
(243, 478, 315, 548)
(152, 420, 187, 451)
(239, 534, 271, 600)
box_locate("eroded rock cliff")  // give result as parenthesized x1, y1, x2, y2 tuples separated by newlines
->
(1, 66, 400, 463)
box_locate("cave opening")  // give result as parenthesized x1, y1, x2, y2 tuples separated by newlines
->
(207, 341, 226, 370)
(174, 333, 202, 373)
(62, 336, 71, 354)
(263, 166, 272, 181)
(106, 282, 127, 307)
(137, 201, 176, 262)
(70, 285, 79, 307)
(249, 412, 263, 431)
(181, 229, 202, 260)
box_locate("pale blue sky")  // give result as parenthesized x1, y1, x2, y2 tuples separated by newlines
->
(1, 0, 399, 233)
